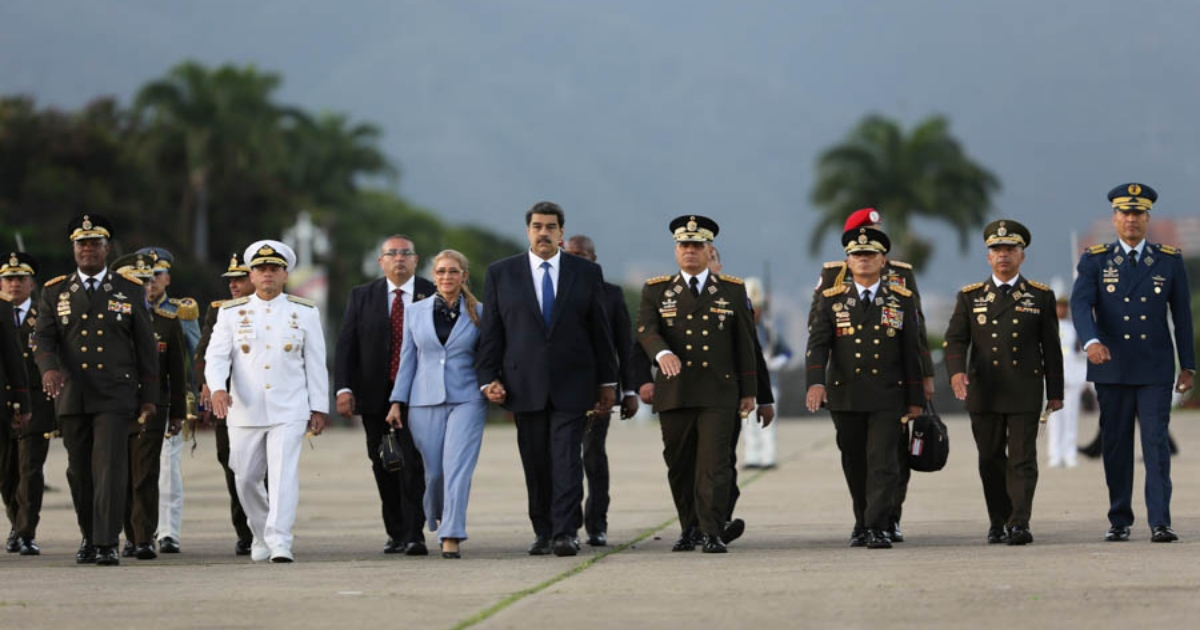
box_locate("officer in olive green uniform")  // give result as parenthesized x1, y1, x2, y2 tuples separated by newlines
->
(809, 208, 933, 543)
(636, 215, 757, 554)
(945, 220, 1064, 546)
(806, 226, 923, 549)
(110, 253, 187, 560)
(193, 252, 255, 555)
(1, 252, 51, 555)
(35, 214, 159, 566)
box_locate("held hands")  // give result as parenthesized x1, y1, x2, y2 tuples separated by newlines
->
(638, 383, 655, 405)
(211, 390, 232, 419)
(484, 380, 507, 404)
(594, 385, 616, 416)
(42, 369, 65, 399)
(307, 412, 328, 436)
(757, 404, 775, 428)
(385, 402, 404, 429)
(658, 352, 682, 378)
(1177, 371, 1194, 395)
(336, 392, 356, 418)
(620, 395, 639, 420)
(1086, 343, 1112, 365)
(805, 385, 826, 413)
(950, 373, 969, 401)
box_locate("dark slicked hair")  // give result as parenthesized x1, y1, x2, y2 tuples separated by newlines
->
(525, 201, 565, 227)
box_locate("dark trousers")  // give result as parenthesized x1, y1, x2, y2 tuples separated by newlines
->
(970, 411, 1039, 528)
(660, 407, 737, 538)
(831, 410, 901, 531)
(61, 412, 130, 546)
(725, 413, 742, 522)
(515, 407, 586, 539)
(0, 430, 50, 538)
(124, 409, 167, 545)
(582, 414, 611, 536)
(1097, 383, 1173, 528)
(890, 426, 911, 525)
(362, 411, 426, 543)
(214, 420, 253, 543)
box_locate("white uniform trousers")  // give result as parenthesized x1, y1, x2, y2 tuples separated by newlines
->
(408, 399, 487, 542)
(1048, 385, 1084, 468)
(743, 385, 779, 467)
(228, 421, 307, 554)
(157, 432, 184, 541)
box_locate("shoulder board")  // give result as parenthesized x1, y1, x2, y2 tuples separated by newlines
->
(117, 269, 144, 285)
(960, 282, 986, 293)
(889, 260, 913, 270)
(44, 274, 69, 288)
(1086, 244, 1108, 255)
(822, 261, 844, 269)
(822, 284, 849, 298)
(221, 297, 250, 309)
(645, 275, 671, 285)
(153, 307, 178, 319)
(1026, 280, 1050, 291)
(171, 297, 199, 320)
(287, 295, 316, 307)
(210, 300, 227, 309)
(890, 285, 913, 297)
(1158, 244, 1181, 256)
(718, 274, 743, 285)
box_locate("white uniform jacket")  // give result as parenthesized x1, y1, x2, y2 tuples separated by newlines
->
(204, 292, 329, 426)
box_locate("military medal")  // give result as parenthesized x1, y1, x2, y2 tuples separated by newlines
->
(977, 314, 987, 324)
(707, 285, 717, 295)
(887, 328, 896, 337)
(284, 343, 294, 352)
(240, 344, 250, 354)
(1107, 285, 1116, 293)
(103, 283, 112, 292)
(1144, 256, 1153, 266)
(832, 303, 843, 312)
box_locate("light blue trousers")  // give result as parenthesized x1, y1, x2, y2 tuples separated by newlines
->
(407, 399, 487, 541)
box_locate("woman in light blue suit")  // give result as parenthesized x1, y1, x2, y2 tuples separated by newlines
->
(387, 250, 487, 559)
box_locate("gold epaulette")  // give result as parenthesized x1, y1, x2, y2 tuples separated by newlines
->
(287, 295, 316, 307)
(822, 284, 849, 298)
(960, 281, 986, 293)
(889, 260, 913, 269)
(718, 274, 743, 285)
(221, 297, 250, 309)
(1026, 280, 1050, 291)
(170, 297, 199, 320)
(645, 275, 671, 285)
(210, 300, 227, 309)
(1086, 244, 1108, 255)
(1159, 244, 1181, 256)
(822, 261, 844, 269)
(117, 269, 144, 285)
(153, 307, 178, 319)
(890, 285, 913, 297)
(44, 274, 68, 288)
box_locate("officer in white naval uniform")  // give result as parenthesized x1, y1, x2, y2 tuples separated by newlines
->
(205, 240, 328, 563)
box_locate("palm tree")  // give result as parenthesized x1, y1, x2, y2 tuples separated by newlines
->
(809, 114, 1000, 268)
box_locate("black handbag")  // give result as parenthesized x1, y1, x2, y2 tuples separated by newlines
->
(378, 427, 406, 472)
(907, 401, 949, 472)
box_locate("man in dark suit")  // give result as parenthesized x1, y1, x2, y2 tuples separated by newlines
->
(335, 235, 435, 555)
(478, 202, 617, 557)
(0, 253, 36, 555)
(806, 226, 923, 549)
(944, 220, 1064, 545)
(564, 234, 638, 548)
(35, 214, 158, 566)
(1071, 183, 1194, 543)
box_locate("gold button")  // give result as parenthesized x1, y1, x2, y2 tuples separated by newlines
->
(1140, 334, 1147, 340)
(82, 314, 88, 320)
(992, 333, 998, 338)
(686, 330, 693, 335)
(82, 330, 89, 336)
(992, 360, 999, 366)
(1140, 315, 1147, 321)
(874, 354, 880, 359)
(266, 345, 271, 350)
(702, 361, 709, 368)
(992, 320, 998, 325)
(855, 339, 862, 344)
(702, 315, 709, 321)
(22, 353, 28, 358)
(1141, 297, 1147, 302)
(265, 384, 271, 389)
(855, 368, 862, 373)
(874, 325, 880, 331)
(97, 314, 104, 319)
(1012, 333, 1019, 338)
(1124, 297, 1130, 303)
(992, 347, 998, 352)
(97, 364, 103, 369)
(264, 365, 271, 370)
(1123, 316, 1130, 321)
(80, 346, 88, 352)
(97, 330, 104, 336)
(686, 361, 693, 367)
(1013, 319, 1019, 325)
(686, 344, 693, 350)
(702, 345, 709, 351)
(871, 369, 879, 375)
(1013, 360, 1018, 365)
(81, 363, 88, 369)
(873, 340, 880, 345)
(97, 347, 103, 352)
(687, 315, 693, 320)
(855, 353, 862, 358)
(266, 325, 271, 330)
(1012, 347, 1018, 352)
(702, 330, 709, 336)
(1124, 334, 1131, 340)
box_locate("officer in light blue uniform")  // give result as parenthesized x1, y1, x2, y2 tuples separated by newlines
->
(1070, 183, 1195, 544)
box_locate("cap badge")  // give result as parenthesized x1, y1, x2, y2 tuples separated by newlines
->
(997, 226, 1007, 237)
(8, 254, 17, 267)
(1128, 184, 1142, 196)
(82, 216, 93, 230)
(258, 245, 276, 256)
(229, 255, 238, 267)
(869, 210, 880, 223)
(687, 217, 698, 232)
(858, 234, 868, 244)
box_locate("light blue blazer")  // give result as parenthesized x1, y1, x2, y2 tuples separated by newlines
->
(390, 298, 486, 406)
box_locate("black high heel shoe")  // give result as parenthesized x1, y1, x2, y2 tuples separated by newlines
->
(441, 539, 461, 559)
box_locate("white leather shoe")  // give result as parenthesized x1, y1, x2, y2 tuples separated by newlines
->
(270, 548, 294, 563)
(250, 540, 270, 562)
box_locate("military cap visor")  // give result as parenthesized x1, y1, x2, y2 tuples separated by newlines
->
(1108, 182, 1156, 212)
(68, 214, 113, 241)
(222, 253, 250, 277)
(670, 215, 719, 243)
(842, 227, 890, 254)
(983, 219, 1031, 248)
(0, 252, 37, 277)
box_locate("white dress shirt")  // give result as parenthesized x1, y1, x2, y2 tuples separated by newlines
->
(13, 297, 31, 326)
(853, 279, 882, 300)
(76, 267, 108, 289)
(388, 275, 415, 317)
(528, 249, 561, 313)
(991, 275, 1018, 290)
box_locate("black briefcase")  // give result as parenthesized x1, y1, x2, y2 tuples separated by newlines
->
(378, 427, 406, 472)
(907, 402, 949, 472)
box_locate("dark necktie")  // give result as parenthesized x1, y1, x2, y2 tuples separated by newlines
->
(541, 261, 555, 327)
(689, 276, 700, 298)
(13, 307, 20, 328)
(860, 289, 872, 311)
(1129, 249, 1139, 267)
(389, 288, 404, 382)
(86, 278, 97, 293)
(999, 284, 1012, 297)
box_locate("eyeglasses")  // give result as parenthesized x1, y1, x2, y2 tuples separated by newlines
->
(381, 249, 417, 258)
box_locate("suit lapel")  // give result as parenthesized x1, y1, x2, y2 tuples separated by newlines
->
(444, 301, 472, 347)
(548, 255, 579, 334)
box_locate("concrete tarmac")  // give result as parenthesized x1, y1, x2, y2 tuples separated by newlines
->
(3, 412, 1199, 629)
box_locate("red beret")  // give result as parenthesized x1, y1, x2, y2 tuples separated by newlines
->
(843, 208, 881, 232)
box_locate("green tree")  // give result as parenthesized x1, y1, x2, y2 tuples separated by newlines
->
(810, 114, 1001, 268)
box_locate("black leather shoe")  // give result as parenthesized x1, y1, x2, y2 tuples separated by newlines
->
(1151, 526, 1179, 543)
(76, 538, 97, 564)
(690, 527, 707, 545)
(552, 535, 578, 557)
(404, 541, 429, 556)
(672, 528, 697, 552)
(122, 540, 136, 558)
(586, 532, 607, 547)
(721, 518, 745, 545)
(1105, 526, 1131, 542)
(5, 530, 18, 553)
(866, 529, 893, 549)
(135, 543, 158, 559)
(1007, 526, 1033, 546)
(18, 538, 40, 556)
(159, 537, 180, 554)
(849, 527, 867, 548)
(235, 539, 253, 556)
(702, 537, 728, 553)
(887, 522, 905, 543)
(987, 526, 1008, 544)
(528, 536, 551, 556)
(96, 545, 120, 566)
(571, 536, 581, 551)
(383, 538, 404, 554)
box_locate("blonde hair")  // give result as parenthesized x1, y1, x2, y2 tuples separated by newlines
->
(432, 249, 480, 327)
